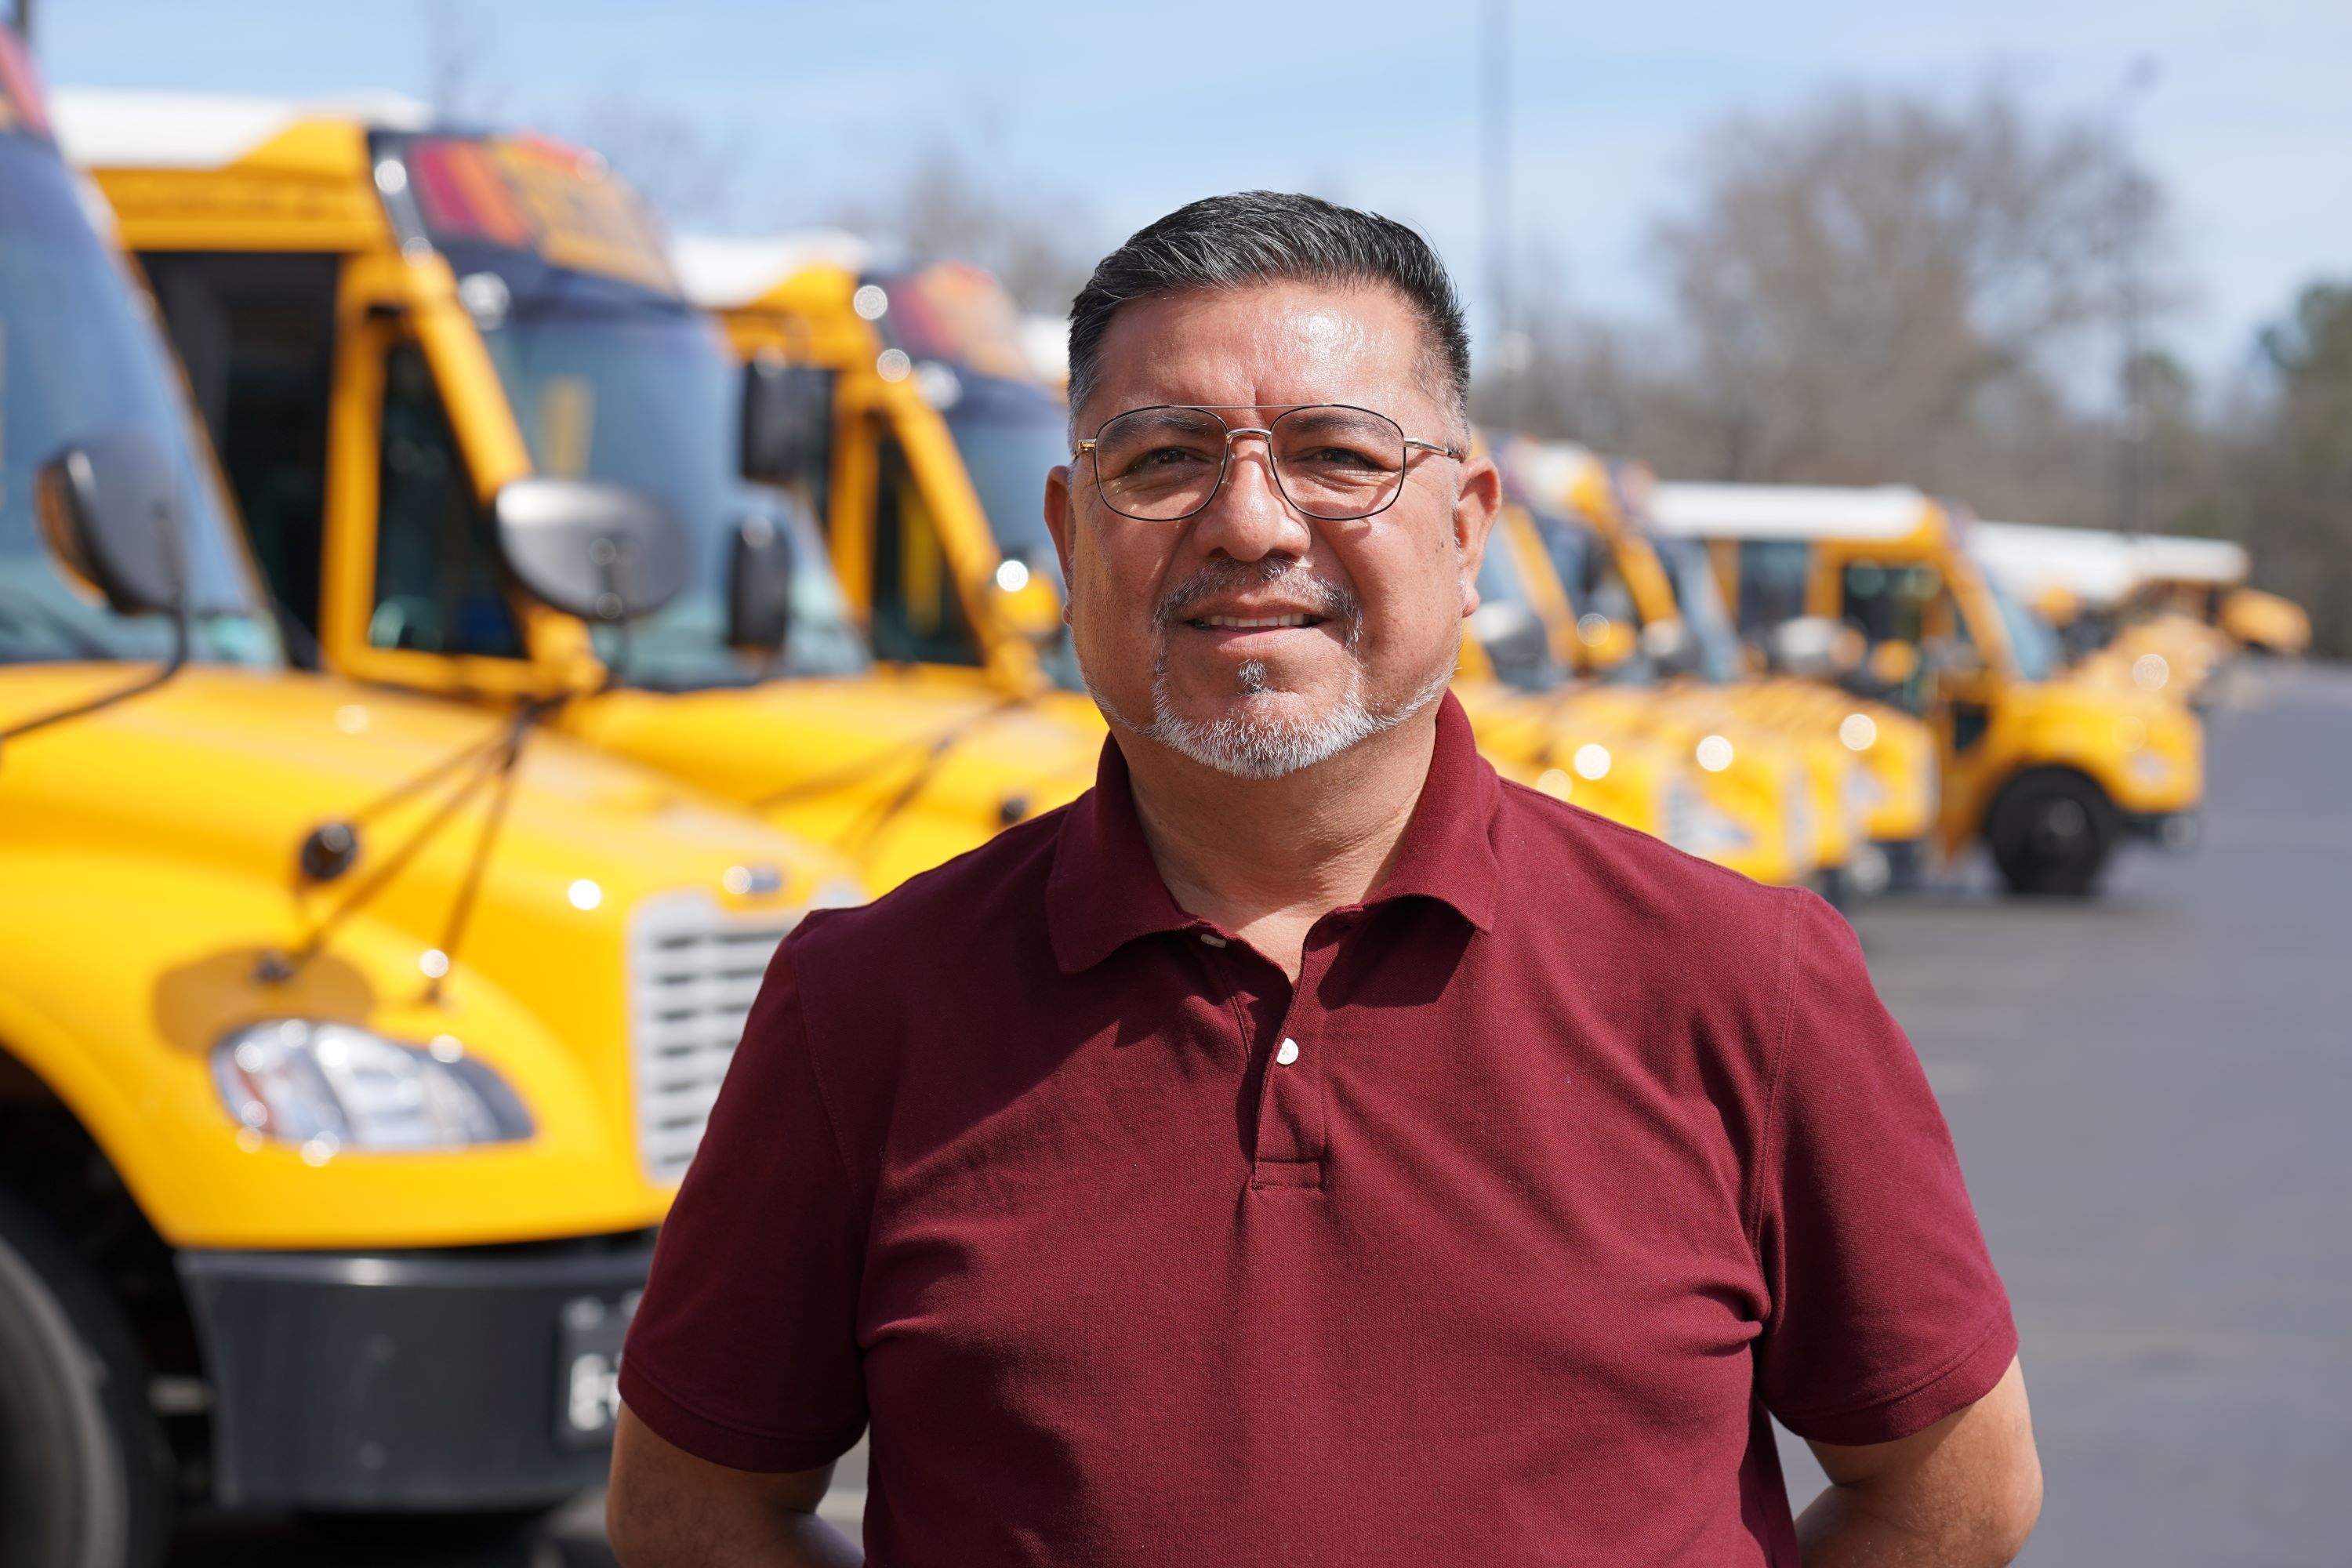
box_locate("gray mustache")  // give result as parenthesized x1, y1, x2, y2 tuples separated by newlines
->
(1152, 557, 1359, 639)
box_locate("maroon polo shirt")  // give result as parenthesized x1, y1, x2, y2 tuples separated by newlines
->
(620, 692, 2014, 1566)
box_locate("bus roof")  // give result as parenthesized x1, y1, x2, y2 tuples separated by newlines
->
(1648, 482, 1936, 542)
(2134, 532, 2249, 586)
(1973, 521, 2140, 605)
(51, 86, 432, 169)
(672, 232, 873, 310)
(1973, 521, 2249, 603)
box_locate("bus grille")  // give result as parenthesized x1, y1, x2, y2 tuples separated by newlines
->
(630, 893, 797, 1183)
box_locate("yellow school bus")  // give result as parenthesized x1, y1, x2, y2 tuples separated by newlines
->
(1973, 520, 2307, 706)
(1651, 483, 2203, 895)
(1972, 521, 2227, 702)
(62, 93, 1102, 892)
(3, 51, 858, 1550)
(677, 241, 1820, 873)
(1505, 439, 1941, 892)
(1462, 495, 1817, 886)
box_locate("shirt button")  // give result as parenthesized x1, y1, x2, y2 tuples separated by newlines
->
(1200, 933, 1227, 947)
(1275, 1037, 1300, 1066)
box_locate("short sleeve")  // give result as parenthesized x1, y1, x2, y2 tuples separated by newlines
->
(1752, 890, 2017, 1447)
(619, 935, 870, 1471)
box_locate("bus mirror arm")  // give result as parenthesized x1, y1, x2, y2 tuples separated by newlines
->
(727, 513, 796, 655)
(1, 430, 193, 750)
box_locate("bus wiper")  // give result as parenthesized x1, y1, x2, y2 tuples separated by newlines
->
(753, 693, 1034, 849)
(260, 699, 546, 1000)
(0, 604, 189, 746)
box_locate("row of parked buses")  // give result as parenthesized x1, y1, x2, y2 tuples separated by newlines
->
(0, 62, 2291, 1557)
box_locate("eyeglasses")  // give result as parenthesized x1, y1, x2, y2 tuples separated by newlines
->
(1072, 404, 1464, 524)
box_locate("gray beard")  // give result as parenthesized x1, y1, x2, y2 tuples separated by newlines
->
(1082, 557, 1456, 781)
(1131, 652, 1454, 780)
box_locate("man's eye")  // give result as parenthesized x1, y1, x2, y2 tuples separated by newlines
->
(1123, 446, 1214, 474)
(1295, 445, 1387, 469)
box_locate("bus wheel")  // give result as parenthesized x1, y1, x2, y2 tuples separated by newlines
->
(0, 1192, 172, 1568)
(1987, 770, 2118, 897)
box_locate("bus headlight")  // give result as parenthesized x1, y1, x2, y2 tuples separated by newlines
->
(211, 1020, 532, 1153)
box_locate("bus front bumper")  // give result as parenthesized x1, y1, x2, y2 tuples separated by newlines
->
(178, 1232, 654, 1512)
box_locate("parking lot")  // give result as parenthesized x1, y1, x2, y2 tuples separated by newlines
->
(166, 661, 2352, 1566)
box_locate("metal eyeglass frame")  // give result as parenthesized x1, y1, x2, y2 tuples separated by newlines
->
(1071, 403, 1465, 523)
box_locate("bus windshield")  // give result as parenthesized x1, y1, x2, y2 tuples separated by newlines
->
(1651, 534, 1744, 683)
(945, 373, 1066, 583)
(941, 371, 1083, 688)
(453, 249, 869, 689)
(1985, 575, 2060, 682)
(0, 132, 279, 668)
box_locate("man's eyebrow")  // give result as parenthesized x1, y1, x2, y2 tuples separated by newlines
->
(1103, 406, 1222, 432)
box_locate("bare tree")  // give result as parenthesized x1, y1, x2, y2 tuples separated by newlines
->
(1589, 78, 2173, 523)
(1470, 244, 1659, 454)
(419, 0, 503, 125)
(832, 143, 1102, 315)
(2227, 282, 2352, 655)
(560, 85, 742, 231)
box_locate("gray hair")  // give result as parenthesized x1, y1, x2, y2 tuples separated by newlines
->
(1066, 191, 1472, 439)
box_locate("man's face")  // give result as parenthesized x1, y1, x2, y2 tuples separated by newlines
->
(1045, 281, 1499, 779)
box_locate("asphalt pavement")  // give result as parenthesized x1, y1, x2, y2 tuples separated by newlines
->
(166, 660, 2352, 1566)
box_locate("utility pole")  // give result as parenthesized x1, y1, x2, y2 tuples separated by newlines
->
(2114, 57, 2158, 538)
(8, 0, 30, 45)
(1483, 0, 1517, 427)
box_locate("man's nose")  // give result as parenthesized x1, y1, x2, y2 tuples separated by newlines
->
(1189, 435, 1313, 562)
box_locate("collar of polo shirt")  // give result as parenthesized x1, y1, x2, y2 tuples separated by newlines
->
(1047, 691, 1502, 975)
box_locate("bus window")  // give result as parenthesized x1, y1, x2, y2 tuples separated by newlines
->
(141, 252, 339, 659)
(1839, 561, 1939, 646)
(869, 434, 979, 666)
(368, 341, 525, 658)
(1735, 539, 1811, 633)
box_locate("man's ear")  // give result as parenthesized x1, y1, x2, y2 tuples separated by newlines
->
(1453, 453, 1502, 619)
(1044, 466, 1080, 612)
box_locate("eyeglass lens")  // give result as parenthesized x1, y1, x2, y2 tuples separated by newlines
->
(1091, 405, 1411, 521)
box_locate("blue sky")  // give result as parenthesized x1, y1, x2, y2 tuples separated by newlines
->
(33, 0, 2352, 384)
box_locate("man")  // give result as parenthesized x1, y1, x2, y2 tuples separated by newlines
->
(608, 192, 2041, 1566)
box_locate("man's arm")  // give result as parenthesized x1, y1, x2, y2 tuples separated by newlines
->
(607, 1404, 862, 1568)
(1796, 1356, 2042, 1567)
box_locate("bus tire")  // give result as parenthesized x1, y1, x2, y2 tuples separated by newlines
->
(1987, 769, 2118, 897)
(0, 1192, 172, 1568)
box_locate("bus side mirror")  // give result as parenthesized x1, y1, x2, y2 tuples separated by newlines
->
(34, 429, 187, 616)
(728, 513, 796, 653)
(492, 477, 686, 623)
(742, 361, 836, 488)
